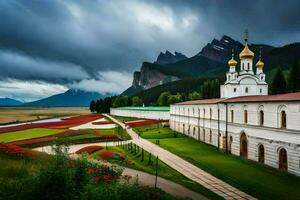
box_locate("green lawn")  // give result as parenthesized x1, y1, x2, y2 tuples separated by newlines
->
(137, 125, 300, 200)
(134, 125, 185, 139)
(91, 145, 222, 200)
(0, 128, 63, 143)
(112, 115, 140, 122)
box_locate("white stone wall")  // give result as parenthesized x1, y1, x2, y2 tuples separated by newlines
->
(170, 101, 300, 176)
(110, 108, 170, 120)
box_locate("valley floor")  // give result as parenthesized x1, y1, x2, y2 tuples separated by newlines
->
(0, 107, 89, 125)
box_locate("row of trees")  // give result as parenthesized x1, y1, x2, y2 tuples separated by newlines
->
(156, 79, 220, 106)
(89, 96, 143, 113)
(270, 62, 300, 94)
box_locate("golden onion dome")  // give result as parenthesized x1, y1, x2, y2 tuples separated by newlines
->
(256, 58, 264, 68)
(239, 43, 254, 59)
(228, 57, 237, 67)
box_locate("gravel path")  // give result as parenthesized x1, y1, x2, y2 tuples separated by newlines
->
(104, 114, 257, 200)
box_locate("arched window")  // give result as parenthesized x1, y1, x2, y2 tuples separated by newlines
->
(209, 129, 212, 143)
(240, 132, 248, 158)
(203, 108, 205, 118)
(279, 148, 288, 171)
(245, 87, 249, 93)
(209, 108, 212, 120)
(234, 88, 237, 92)
(247, 62, 250, 70)
(244, 110, 248, 124)
(258, 144, 265, 163)
(281, 111, 286, 128)
(259, 110, 264, 126)
(231, 110, 234, 123)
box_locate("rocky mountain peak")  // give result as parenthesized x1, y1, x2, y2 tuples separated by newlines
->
(155, 50, 187, 65)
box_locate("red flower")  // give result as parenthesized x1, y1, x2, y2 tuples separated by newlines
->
(92, 121, 112, 125)
(75, 145, 103, 154)
(125, 120, 161, 128)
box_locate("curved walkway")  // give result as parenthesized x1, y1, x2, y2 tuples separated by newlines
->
(104, 114, 257, 200)
(123, 168, 207, 200)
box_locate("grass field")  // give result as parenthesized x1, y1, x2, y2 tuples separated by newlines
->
(0, 128, 64, 143)
(137, 124, 300, 200)
(0, 107, 89, 125)
(134, 124, 185, 139)
(91, 145, 222, 200)
(112, 115, 140, 122)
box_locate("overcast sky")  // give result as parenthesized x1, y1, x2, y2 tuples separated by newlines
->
(0, 0, 299, 101)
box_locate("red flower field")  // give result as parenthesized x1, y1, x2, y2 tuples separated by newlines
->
(75, 145, 104, 154)
(0, 143, 39, 158)
(98, 149, 124, 160)
(0, 114, 101, 133)
(8, 137, 56, 146)
(126, 119, 161, 127)
(91, 121, 112, 125)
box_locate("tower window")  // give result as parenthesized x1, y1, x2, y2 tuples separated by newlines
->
(260, 88, 262, 93)
(247, 63, 250, 71)
(245, 87, 249, 93)
(234, 88, 237, 92)
(231, 110, 234, 123)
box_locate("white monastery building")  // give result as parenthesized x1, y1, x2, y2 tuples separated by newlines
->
(170, 33, 300, 176)
(111, 32, 300, 176)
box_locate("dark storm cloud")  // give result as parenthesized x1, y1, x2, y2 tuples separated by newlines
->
(0, 0, 299, 100)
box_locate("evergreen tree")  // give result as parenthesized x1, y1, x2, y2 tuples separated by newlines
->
(270, 67, 287, 94)
(95, 100, 100, 113)
(131, 96, 142, 106)
(167, 93, 182, 105)
(89, 100, 96, 113)
(157, 92, 171, 106)
(112, 96, 129, 107)
(188, 91, 201, 100)
(287, 62, 300, 92)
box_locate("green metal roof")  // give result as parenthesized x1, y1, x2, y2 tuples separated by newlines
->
(113, 106, 170, 111)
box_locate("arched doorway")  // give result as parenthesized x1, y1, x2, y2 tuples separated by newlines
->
(258, 144, 265, 163)
(279, 148, 288, 171)
(240, 132, 248, 158)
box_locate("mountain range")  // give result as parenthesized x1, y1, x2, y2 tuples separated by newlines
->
(0, 90, 107, 107)
(123, 35, 300, 96)
(0, 98, 23, 106)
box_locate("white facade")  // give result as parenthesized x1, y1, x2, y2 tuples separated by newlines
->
(110, 108, 170, 120)
(169, 100, 300, 176)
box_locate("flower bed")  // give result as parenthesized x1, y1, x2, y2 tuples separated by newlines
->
(91, 121, 112, 125)
(126, 120, 161, 128)
(80, 157, 124, 183)
(0, 143, 39, 158)
(0, 114, 101, 133)
(8, 137, 56, 147)
(75, 145, 103, 154)
(98, 149, 125, 161)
